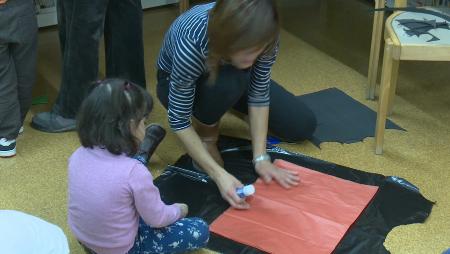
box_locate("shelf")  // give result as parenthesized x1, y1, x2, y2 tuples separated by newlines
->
(37, 0, 179, 28)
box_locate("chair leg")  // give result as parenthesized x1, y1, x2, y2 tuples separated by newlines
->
(375, 38, 394, 155)
(367, 0, 385, 100)
(179, 0, 189, 14)
(387, 59, 399, 116)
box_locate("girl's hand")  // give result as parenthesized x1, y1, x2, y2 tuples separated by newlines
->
(0, 0, 8, 4)
(176, 203, 189, 218)
(215, 172, 250, 210)
(255, 160, 300, 188)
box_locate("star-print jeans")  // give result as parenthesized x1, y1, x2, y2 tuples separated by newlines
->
(128, 217, 210, 254)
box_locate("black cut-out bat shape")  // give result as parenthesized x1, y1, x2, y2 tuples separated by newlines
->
(397, 18, 450, 42)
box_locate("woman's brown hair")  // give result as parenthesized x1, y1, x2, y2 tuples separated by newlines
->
(207, 0, 280, 82)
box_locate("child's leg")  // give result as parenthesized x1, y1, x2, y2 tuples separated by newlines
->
(0, 43, 20, 141)
(11, 1, 38, 125)
(128, 217, 209, 254)
(0, 3, 22, 141)
(10, 2, 38, 125)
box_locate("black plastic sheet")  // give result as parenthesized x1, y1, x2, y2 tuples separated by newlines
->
(154, 137, 433, 254)
(298, 88, 405, 147)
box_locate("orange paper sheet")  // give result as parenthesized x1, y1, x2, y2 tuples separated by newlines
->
(210, 159, 379, 254)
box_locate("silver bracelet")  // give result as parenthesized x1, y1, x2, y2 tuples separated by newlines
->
(252, 153, 271, 165)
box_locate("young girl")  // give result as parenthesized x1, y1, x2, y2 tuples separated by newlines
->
(157, 0, 317, 209)
(68, 79, 209, 254)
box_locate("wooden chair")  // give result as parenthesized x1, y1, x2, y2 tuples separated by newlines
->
(367, 0, 450, 154)
(179, 0, 189, 13)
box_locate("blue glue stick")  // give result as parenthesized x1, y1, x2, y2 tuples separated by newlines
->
(236, 184, 255, 199)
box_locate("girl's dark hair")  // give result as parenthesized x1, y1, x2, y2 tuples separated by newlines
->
(76, 78, 153, 156)
(207, 0, 280, 81)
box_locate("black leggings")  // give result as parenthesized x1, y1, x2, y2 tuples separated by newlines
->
(156, 65, 316, 142)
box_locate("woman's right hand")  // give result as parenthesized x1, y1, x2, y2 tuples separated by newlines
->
(176, 203, 189, 218)
(175, 127, 249, 209)
(216, 172, 250, 210)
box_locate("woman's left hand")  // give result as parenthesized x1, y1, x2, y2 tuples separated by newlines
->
(255, 160, 300, 188)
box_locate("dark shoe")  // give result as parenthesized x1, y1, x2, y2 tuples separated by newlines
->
(134, 124, 166, 165)
(0, 138, 16, 158)
(31, 112, 76, 133)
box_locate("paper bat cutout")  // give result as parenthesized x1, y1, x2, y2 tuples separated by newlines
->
(397, 18, 450, 42)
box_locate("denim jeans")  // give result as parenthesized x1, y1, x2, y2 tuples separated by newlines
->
(54, 0, 146, 118)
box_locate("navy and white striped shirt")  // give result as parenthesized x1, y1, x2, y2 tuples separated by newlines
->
(157, 2, 278, 131)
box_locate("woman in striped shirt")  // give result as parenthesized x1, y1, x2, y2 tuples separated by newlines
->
(156, 0, 316, 209)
